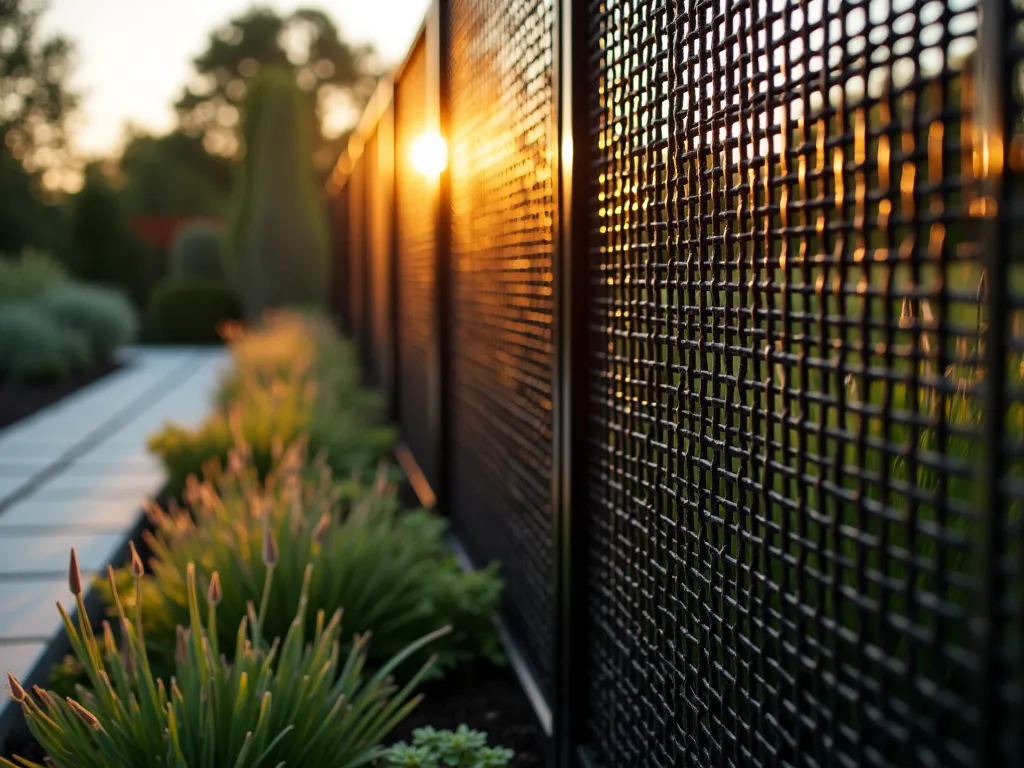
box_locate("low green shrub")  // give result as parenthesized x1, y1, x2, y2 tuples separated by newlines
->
(37, 283, 138, 362)
(384, 726, 515, 768)
(149, 278, 242, 344)
(170, 221, 225, 279)
(4, 549, 446, 768)
(0, 249, 68, 301)
(99, 443, 502, 682)
(0, 303, 74, 383)
(58, 327, 96, 373)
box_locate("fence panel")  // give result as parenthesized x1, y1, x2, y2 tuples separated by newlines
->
(365, 111, 397, 402)
(987, 0, 1024, 761)
(329, 0, 1024, 763)
(579, 0, 1009, 765)
(448, 0, 557, 700)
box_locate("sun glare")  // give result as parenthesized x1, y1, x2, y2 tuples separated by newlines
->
(409, 132, 447, 177)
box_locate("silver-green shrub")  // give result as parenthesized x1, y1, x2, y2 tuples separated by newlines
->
(0, 250, 69, 302)
(38, 283, 138, 362)
(0, 303, 71, 382)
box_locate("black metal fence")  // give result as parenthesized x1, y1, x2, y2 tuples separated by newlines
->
(327, 0, 1024, 765)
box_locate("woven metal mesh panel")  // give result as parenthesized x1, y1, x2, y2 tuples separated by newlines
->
(449, 0, 556, 694)
(999, 0, 1024, 759)
(581, 0, 1004, 765)
(395, 40, 438, 489)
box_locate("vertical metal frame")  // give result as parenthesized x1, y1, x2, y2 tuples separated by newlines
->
(976, 0, 1013, 761)
(429, 0, 453, 514)
(388, 95, 402, 424)
(552, 0, 591, 765)
(377, 99, 398, 418)
(347, 150, 367, 351)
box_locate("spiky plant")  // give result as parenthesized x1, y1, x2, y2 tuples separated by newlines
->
(4, 548, 446, 768)
(97, 441, 502, 687)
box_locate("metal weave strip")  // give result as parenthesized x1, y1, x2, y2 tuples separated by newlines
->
(582, 0, 995, 764)
(999, 0, 1024, 760)
(396, 42, 438, 487)
(448, 0, 557, 694)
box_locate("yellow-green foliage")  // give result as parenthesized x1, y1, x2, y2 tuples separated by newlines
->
(148, 312, 394, 494)
(99, 442, 502, 682)
(226, 68, 329, 318)
(6, 550, 444, 768)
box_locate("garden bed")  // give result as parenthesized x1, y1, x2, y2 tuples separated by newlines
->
(5, 662, 545, 766)
(1, 316, 533, 767)
(0, 360, 122, 430)
(389, 662, 545, 766)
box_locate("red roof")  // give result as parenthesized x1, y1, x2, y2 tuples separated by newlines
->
(131, 216, 223, 249)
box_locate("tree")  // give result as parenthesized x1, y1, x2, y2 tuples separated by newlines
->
(175, 6, 377, 174)
(0, 0, 76, 256)
(65, 164, 149, 304)
(119, 128, 234, 217)
(227, 67, 329, 318)
(0, 0, 76, 188)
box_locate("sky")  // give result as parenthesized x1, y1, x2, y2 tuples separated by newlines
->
(39, 0, 430, 157)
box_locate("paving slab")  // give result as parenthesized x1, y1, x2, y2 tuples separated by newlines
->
(0, 532, 130, 577)
(0, 498, 144, 531)
(32, 473, 161, 498)
(0, 643, 46, 690)
(0, 579, 74, 641)
(0, 459, 52, 477)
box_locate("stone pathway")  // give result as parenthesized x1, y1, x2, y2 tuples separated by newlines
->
(0, 347, 226, 741)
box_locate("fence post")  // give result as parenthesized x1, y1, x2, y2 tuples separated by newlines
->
(976, 0, 1013, 761)
(380, 96, 399, 423)
(553, 0, 590, 764)
(428, 0, 452, 514)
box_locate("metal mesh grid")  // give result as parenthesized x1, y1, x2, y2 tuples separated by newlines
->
(448, 0, 556, 695)
(582, 0, 1001, 765)
(395, 40, 438, 489)
(998, 0, 1024, 759)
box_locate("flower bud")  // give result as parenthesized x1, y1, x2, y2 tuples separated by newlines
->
(207, 572, 222, 606)
(6, 673, 26, 702)
(262, 525, 278, 567)
(68, 549, 82, 596)
(67, 699, 102, 730)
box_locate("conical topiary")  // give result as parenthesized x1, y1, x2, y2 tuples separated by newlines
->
(227, 68, 329, 319)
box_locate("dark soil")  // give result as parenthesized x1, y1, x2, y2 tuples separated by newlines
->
(389, 662, 546, 766)
(3, 730, 45, 765)
(0, 361, 121, 430)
